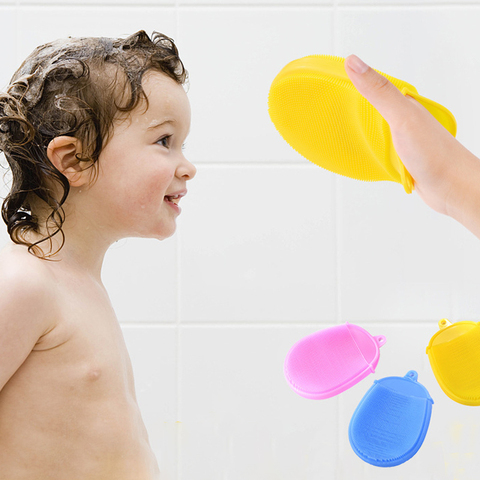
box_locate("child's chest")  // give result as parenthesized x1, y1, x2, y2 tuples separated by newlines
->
(29, 273, 135, 395)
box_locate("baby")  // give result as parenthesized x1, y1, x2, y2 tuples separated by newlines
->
(0, 27, 476, 479)
(0, 31, 195, 479)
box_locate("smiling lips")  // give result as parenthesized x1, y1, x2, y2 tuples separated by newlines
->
(164, 190, 187, 207)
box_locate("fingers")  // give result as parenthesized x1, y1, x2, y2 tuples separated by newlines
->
(344, 55, 412, 127)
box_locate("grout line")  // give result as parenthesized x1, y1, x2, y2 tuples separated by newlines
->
(337, 2, 480, 7)
(176, 321, 182, 480)
(331, 0, 341, 323)
(142, 319, 439, 328)
(119, 318, 439, 326)
(175, 0, 180, 40)
(13, 2, 330, 8)
(15, 1, 20, 65)
(190, 161, 330, 167)
(175, 235, 182, 480)
(120, 322, 179, 327)
(13, 2, 480, 8)
(332, 0, 342, 470)
(335, 178, 342, 327)
(176, 3, 334, 7)
(178, 2, 332, 6)
(175, 2, 182, 478)
(332, 1, 341, 327)
(179, 1, 480, 6)
(14, 2, 332, 8)
(15, 2, 177, 8)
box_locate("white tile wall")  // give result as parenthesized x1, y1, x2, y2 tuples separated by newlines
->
(177, 7, 334, 163)
(179, 165, 337, 323)
(338, 178, 462, 322)
(103, 237, 178, 323)
(1, 2, 480, 479)
(0, 7, 18, 89)
(122, 326, 178, 479)
(179, 326, 339, 480)
(18, 6, 177, 62)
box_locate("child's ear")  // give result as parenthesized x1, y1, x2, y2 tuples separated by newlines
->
(46, 136, 91, 188)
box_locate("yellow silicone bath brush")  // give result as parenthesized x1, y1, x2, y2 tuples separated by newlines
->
(268, 55, 457, 193)
(426, 319, 480, 406)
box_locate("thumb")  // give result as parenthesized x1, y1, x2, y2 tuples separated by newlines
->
(344, 54, 411, 127)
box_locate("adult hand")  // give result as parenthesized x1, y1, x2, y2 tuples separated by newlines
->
(345, 55, 480, 237)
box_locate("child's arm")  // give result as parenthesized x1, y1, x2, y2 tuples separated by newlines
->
(0, 261, 54, 392)
(345, 55, 480, 239)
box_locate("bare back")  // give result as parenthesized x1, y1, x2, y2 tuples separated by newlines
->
(0, 243, 160, 480)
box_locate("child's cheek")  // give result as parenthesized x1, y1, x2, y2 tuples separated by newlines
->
(133, 167, 173, 212)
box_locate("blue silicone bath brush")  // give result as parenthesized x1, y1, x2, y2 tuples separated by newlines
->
(349, 371, 433, 467)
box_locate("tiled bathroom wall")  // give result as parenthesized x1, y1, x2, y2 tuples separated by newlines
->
(1, 1, 480, 478)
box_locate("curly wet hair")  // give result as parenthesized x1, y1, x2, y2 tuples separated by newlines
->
(0, 30, 187, 260)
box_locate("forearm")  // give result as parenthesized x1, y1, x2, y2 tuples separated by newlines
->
(444, 148, 480, 240)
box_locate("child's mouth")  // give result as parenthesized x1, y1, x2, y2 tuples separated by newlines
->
(165, 195, 180, 205)
(164, 190, 186, 212)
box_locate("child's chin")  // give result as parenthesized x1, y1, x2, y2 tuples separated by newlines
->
(153, 225, 177, 241)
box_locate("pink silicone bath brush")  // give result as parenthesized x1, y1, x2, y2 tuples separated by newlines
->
(284, 323, 386, 399)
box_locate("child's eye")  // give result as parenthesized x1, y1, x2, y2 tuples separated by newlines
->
(156, 135, 171, 148)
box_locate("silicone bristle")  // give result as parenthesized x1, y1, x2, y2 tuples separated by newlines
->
(268, 67, 393, 183)
(313, 54, 345, 63)
(285, 328, 366, 394)
(433, 331, 480, 402)
(350, 386, 426, 464)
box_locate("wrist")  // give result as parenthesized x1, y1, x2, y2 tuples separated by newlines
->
(444, 151, 480, 236)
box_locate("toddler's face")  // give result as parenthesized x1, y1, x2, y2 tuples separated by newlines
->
(90, 70, 196, 241)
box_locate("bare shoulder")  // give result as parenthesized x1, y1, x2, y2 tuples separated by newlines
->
(0, 242, 57, 323)
(0, 242, 55, 287)
(0, 242, 58, 390)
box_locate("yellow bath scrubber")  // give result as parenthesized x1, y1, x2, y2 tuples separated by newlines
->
(427, 319, 480, 406)
(268, 55, 457, 193)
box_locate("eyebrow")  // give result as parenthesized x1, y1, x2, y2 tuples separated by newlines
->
(147, 119, 176, 130)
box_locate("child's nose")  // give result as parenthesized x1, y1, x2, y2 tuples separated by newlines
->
(177, 157, 196, 180)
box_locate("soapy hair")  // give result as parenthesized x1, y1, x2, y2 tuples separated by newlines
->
(0, 30, 187, 260)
